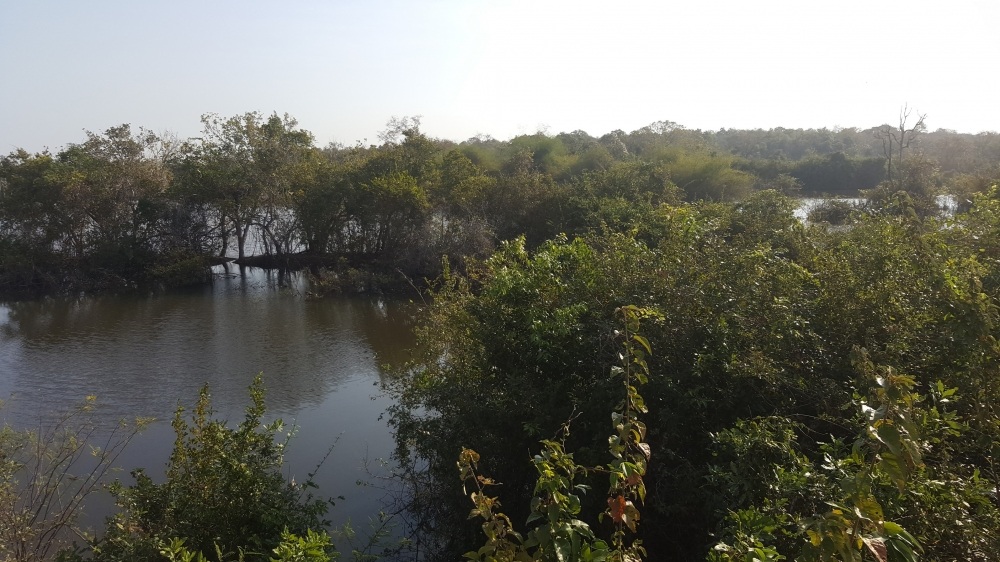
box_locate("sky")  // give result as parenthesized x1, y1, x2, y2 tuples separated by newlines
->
(2, 0, 999, 153)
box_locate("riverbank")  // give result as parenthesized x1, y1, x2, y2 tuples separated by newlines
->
(0, 250, 431, 301)
(0, 251, 221, 301)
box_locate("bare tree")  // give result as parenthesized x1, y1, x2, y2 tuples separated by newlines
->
(875, 105, 927, 185)
(1, 399, 148, 561)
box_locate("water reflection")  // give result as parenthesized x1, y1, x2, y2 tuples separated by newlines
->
(793, 194, 959, 222)
(0, 267, 419, 530)
(1, 267, 415, 421)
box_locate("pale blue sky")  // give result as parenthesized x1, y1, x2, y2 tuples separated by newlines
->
(2, 0, 998, 153)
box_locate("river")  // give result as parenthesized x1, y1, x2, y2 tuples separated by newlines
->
(0, 265, 419, 536)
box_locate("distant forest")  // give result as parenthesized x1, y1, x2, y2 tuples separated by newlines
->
(2, 112, 1000, 296)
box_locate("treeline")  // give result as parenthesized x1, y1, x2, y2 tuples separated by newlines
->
(4, 113, 1000, 297)
(390, 188, 1000, 561)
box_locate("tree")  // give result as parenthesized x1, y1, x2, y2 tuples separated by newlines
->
(654, 147, 754, 201)
(584, 159, 680, 204)
(51, 125, 174, 264)
(1, 126, 174, 271)
(185, 113, 314, 261)
(762, 173, 803, 196)
(485, 150, 565, 245)
(348, 171, 429, 256)
(0, 150, 64, 253)
(292, 155, 352, 255)
(425, 149, 497, 260)
(377, 115, 423, 145)
(875, 105, 927, 186)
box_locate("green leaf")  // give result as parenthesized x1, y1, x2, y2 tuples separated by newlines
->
(632, 334, 652, 355)
(554, 536, 570, 562)
(879, 452, 908, 491)
(874, 423, 903, 458)
(854, 496, 883, 523)
(882, 521, 903, 535)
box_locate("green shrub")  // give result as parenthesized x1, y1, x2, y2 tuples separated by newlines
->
(95, 375, 334, 561)
(805, 199, 860, 225)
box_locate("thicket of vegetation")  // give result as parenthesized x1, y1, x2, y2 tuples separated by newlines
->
(386, 184, 1000, 561)
(5, 113, 1000, 561)
(3, 112, 1000, 298)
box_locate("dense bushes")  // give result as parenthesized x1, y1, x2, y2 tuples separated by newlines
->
(389, 190, 1000, 560)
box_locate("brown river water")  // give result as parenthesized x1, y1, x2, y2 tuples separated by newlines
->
(0, 266, 420, 534)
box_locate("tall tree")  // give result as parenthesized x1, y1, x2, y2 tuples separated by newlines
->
(184, 112, 314, 261)
(875, 105, 927, 185)
(0, 150, 63, 253)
